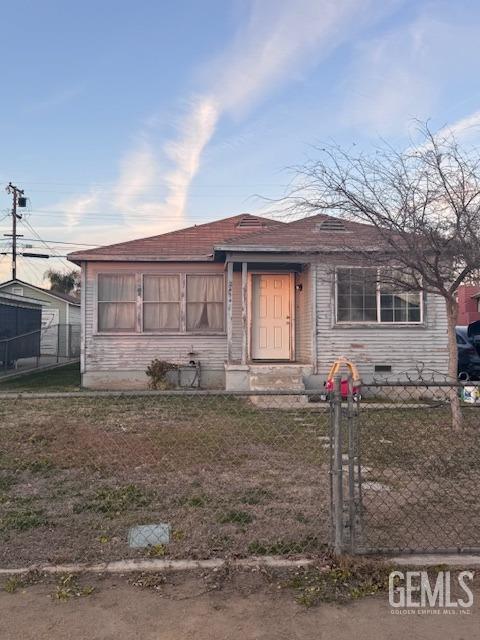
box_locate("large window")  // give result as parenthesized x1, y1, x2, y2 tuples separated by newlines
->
(98, 274, 136, 332)
(96, 273, 225, 333)
(336, 268, 422, 324)
(186, 275, 224, 331)
(143, 275, 180, 331)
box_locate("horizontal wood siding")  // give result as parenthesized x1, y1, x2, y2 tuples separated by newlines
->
(69, 304, 81, 325)
(295, 268, 312, 362)
(314, 262, 449, 381)
(84, 261, 228, 374)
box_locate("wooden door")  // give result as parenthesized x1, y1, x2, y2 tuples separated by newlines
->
(251, 274, 291, 360)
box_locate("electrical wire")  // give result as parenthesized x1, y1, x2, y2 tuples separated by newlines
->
(20, 219, 73, 270)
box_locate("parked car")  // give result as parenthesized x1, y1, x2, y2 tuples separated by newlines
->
(456, 323, 480, 380)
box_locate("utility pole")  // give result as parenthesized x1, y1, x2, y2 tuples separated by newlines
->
(5, 182, 26, 280)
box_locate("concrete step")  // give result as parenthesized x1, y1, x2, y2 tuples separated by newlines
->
(248, 364, 311, 392)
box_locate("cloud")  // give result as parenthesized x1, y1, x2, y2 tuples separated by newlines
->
(133, 0, 390, 225)
(340, 6, 480, 136)
(436, 110, 480, 143)
(47, 0, 392, 242)
(160, 96, 219, 219)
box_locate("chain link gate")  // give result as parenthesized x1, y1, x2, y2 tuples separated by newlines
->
(329, 376, 363, 555)
(330, 377, 480, 555)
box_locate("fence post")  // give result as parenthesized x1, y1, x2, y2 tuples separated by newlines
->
(346, 373, 356, 552)
(332, 374, 344, 555)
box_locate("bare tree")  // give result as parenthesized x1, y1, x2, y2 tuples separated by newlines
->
(288, 125, 480, 429)
(44, 268, 80, 297)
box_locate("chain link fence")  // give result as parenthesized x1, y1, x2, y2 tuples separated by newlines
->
(0, 324, 80, 376)
(331, 380, 480, 555)
(0, 383, 478, 569)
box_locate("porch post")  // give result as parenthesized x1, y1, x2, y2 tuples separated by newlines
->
(226, 261, 233, 363)
(311, 266, 318, 374)
(241, 262, 248, 364)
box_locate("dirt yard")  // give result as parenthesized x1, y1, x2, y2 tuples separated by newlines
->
(0, 393, 478, 567)
(1, 570, 478, 640)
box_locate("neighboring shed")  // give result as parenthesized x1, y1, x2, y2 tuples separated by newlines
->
(0, 292, 43, 364)
(0, 279, 81, 358)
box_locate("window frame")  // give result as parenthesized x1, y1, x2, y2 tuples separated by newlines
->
(95, 271, 226, 336)
(96, 272, 137, 333)
(334, 267, 424, 326)
(142, 274, 182, 333)
(185, 273, 225, 333)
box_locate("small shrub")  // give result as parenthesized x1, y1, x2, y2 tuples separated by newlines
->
(146, 543, 167, 557)
(218, 510, 253, 525)
(146, 359, 178, 390)
(286, 557, 393, 606)
(4, 576, 22, 593)
(54, 574, 94, 601)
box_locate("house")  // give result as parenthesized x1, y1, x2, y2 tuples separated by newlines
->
(67, 213, 449, 390)
(456, 284, 480, 326)
(0, 279, 81, 358)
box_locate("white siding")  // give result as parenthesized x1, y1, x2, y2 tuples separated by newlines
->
(314, 262, 449, 381)
(84, 262, 228, 383)
(69, 304, 81, 324)
(295, 267, 312, 363)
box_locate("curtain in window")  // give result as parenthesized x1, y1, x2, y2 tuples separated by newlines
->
(143, 275, 180, 331)
(98, 274, 136, 331)
(186, 275, 224, 331)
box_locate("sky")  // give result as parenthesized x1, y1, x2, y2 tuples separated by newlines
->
(2, 0, 480, 285)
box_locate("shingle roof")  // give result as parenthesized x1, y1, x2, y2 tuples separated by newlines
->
(0, 279, 80, 305)
(68, 214, 285, 262)
(215, 214, 386, 252)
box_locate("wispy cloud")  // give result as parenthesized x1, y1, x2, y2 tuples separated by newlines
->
(51, 0, 392, 241)
(340, 6, 480, 136)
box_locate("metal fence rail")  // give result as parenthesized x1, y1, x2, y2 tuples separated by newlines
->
(0, 323, 80, 374)
(0, 383, 478, 569)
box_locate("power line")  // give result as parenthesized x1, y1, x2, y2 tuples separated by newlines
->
(5, 237, 98, 247)
(20, 218, 73, 270)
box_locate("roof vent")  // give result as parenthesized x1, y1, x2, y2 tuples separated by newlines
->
(316, 218, 346, 232)
(236, 216, 263, 229)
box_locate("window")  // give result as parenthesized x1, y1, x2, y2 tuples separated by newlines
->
(337, 268, 377, 322)
(97, 274, 136, 331)
(336, 268, 422, 324)
(12, 287, 24, 296)
(97, 273, 225, 334)
(143, 275, 180, 331)
(186, 275, 224, 331)
(380, 279, 421, 323)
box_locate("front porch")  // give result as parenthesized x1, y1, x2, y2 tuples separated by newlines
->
(224, 258, 317, 392)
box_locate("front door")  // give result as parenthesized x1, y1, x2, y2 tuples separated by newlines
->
(251, 274, 292, 360)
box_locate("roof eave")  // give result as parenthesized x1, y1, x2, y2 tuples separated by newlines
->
(215, 244, 387, 253)
(68, 253, 216, 263)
